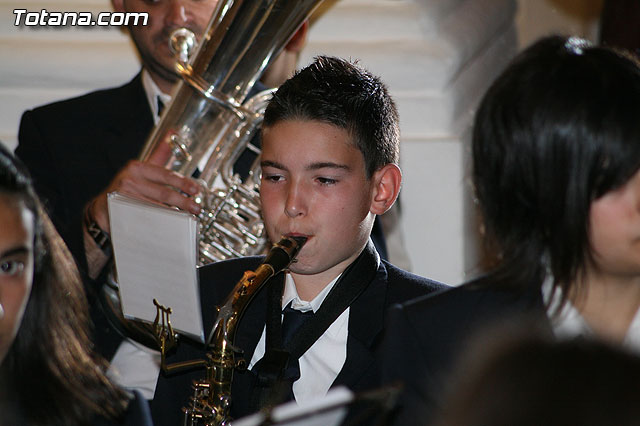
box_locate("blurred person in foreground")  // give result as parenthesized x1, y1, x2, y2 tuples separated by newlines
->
(434, 325, 640, 426)
(0, 143, 152, 425)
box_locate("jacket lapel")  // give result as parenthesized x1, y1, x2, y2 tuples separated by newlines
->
(333, 253, 388, 388)
(104, 72, 154, 173)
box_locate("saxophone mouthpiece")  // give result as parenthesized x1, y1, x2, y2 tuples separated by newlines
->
(288, 236, 307, 263)
(290, 235, 308, 248)
(264, 236, 307, 272)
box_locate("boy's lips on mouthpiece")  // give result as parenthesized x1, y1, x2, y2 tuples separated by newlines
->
(285, 232, 310, 239)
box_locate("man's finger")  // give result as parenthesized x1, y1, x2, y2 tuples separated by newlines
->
(127, 161, 202, 196)
(125, 180, 202, 215)
(146, 138, 174, 167)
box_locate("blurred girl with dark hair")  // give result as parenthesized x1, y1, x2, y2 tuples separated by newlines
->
(0, 143, 152, 425)
(381, 35, 640, 424)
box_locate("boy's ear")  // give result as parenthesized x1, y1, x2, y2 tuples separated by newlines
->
(370, 164, 402, 215)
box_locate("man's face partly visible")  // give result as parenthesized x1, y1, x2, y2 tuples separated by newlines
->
(115, 0, 219, 88)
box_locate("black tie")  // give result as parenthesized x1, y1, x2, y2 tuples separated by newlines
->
(248, 301, 314, 410)
(157, 97, 165, 116)
(281, 302, 314, 383)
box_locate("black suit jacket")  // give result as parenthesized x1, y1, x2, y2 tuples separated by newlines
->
(150, 242, 445, 426)
(17, 74, 152, 270)
(380, 278, 550, 425)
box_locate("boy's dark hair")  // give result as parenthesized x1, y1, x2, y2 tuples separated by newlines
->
(263, 55, 399, 177)
(472, 35, 640, 305)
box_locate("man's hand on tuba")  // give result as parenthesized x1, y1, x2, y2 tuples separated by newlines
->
(86, 141, 203, 235)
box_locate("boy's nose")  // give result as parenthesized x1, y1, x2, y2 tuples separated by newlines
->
(284, 184, 307, 218)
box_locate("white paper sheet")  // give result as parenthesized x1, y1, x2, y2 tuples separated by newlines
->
(231, 386, 353, 426)
(107, 192, 204, 342)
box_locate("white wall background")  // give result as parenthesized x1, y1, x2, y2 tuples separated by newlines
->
(516, 0, 602, 48)
(0, 0, 604, 285)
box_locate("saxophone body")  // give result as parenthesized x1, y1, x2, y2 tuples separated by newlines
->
(183, 236, 307, 426)
(140, 0, 323, 265)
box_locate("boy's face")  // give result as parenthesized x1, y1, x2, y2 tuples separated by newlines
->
(260, 120, 376, 281)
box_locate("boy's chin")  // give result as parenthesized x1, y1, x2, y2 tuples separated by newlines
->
(287, 262, 311, 275)
(286, 257, 327, 276)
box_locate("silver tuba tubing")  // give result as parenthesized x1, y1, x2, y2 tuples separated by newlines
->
(138, 0, 324, 265)
(196, 89, 274, 264)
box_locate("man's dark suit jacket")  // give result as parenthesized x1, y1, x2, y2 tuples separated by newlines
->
(150, 242, 445, 426)
(17, 74, 152, 271)
(16, 74, 154, 358)
(380, 278, 550, 425)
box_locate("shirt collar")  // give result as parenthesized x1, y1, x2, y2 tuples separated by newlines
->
(542, 275, 640, 353)
(281, 272, 342, 314)
(542, 275, 594, 339)
(141, 69, 171, 124)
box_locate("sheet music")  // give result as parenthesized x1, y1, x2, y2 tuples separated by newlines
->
(107, 192, 204, 342)
(231, 387, 353, 426)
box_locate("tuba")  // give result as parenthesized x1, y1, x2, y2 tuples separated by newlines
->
(139, 0, 324, 265)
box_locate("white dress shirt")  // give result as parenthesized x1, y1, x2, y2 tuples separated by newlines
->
(542, 276, 640, 354)
(142, 69, 171, 125)
(249, 273, 350, 405)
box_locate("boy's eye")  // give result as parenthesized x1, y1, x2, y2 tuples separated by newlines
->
(262, 174, 284, 183)
(317, 177, 337, 185)
(0, 260, 25, 276)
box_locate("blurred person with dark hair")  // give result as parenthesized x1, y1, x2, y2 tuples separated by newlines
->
(434, 327, 640, 426)
(0, 143, 152, 425)
(381, 35, 640, 424)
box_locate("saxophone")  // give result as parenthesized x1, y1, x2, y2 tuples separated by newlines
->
(160, 235, 307, 426)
